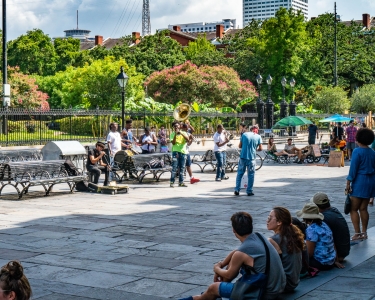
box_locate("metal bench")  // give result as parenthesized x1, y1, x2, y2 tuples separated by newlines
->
(191, 150, 215, 172)
(0, 160, 87, 199)
(124, 153, 172, 183)
(225, 148, 240, 171)
(0, 149, 42, 164)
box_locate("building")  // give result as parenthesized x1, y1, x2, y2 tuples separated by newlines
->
(243, 0, 308, 25)
(168, 19, 236, 34)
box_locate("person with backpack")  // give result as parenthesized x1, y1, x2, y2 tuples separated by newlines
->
(87, 142, 109, 186)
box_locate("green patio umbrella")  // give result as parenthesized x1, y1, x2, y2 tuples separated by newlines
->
(272, 116, 312, 128)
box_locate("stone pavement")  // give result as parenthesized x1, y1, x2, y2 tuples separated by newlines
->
(0, 157, 375, 299)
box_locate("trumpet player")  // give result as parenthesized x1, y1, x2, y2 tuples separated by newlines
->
(86, 141, 110, 186)
(213, 124, 230, 182)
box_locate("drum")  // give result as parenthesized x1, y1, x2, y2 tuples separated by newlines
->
(132, 143, 142, 154)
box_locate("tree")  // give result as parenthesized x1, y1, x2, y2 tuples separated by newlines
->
(37, 57, 144, 109)
(0, 66, 49, 109)
(54, 38, 80, 72)
(351, 84, 375, 113)
(312, 86, 350, 114)
(144, 61, 257, 108)
(8, 29, 57, 76)
(184, 34, 230, 67)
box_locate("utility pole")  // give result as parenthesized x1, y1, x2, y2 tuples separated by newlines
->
(334, 2, 338, 87)
(2, 0, 10, 136)
(142, 0, 151, 36)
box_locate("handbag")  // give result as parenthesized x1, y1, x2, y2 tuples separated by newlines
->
(344, 194, 351, 215)
(230, 233, 270, 300)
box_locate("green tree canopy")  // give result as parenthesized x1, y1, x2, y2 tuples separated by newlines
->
(351, 84, 375, 113)
(144, 61, 257, 108)
(313, 86, 350, 114)
(37, 57, 145, 109)
(8, 29, 57, 76)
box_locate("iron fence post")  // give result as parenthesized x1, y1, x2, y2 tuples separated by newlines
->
(69, 105, 72, 140)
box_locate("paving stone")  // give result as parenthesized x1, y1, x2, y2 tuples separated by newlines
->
(75, 287, 167, 300)
(114, 278, 197, 298)
(297, 290, 374, 300)
(112, 255, 190, 269)
(24, 264, 88, 281)
(0, 248, 41, 260)
(59, 271, 139, 288)
(34, 293, 94, 300)
(317, 277, 375, 293)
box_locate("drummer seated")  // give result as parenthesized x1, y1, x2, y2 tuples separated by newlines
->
(87, 142, 109, 186)
(284, 138, 304, 164)
(329, 137, 346, 151)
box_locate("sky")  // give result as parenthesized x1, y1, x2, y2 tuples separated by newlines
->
(4, 0, 375, 40)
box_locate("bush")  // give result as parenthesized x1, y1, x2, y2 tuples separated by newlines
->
(7, 121, 22, 133)
(59, 116, 96, 135)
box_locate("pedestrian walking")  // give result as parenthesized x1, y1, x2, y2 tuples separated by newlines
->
(234, 130, 262, 196)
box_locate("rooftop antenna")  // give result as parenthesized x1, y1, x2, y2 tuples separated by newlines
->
(76, 10, 78, 29)
(142, 0, 151, 36)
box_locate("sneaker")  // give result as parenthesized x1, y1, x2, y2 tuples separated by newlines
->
(297, 161, 303, 164)
(190, 178, 200, 184)
(221, 176, 229, 180)
(247, 192, 254, 196)
(170, 182, 174, 188)
(234, 191, 239, 196)
(215, 178, 221, 182)
(178, 183, 188, 187)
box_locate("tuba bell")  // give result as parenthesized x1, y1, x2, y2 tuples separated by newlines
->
(173, 103, 191, 122)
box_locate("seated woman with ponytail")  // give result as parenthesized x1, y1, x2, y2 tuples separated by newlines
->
(0, 261, 31, 300)
(267, 207, 305, 292)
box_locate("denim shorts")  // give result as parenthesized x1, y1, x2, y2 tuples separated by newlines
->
(219, 282, 234, 298)
(185, 154, 192, 167)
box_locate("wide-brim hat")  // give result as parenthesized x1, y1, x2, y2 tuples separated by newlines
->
(310, 192, 330, 206)
(296, 203, 324, 220)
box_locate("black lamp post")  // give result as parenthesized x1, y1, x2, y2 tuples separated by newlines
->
(266, 74, 274, 129)
(280, 77, 288, 120)
(116, 66, 129, 130)
(256, 74, 264, 129)
(289, 78, 296, 117)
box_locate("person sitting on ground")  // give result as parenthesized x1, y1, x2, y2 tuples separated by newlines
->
(140, 127, 158, 154)
(310, 192, 350, 262)
(179, 212, 286, 300)
(267, 207, 304, 292)
(284, 138, 304, 163)
(0, 260, 32, 300)
(267, 138, 290, 157)
(182, 123, 200, 184)
(87, 142, 109, 186)
(296, 203, 342, 270)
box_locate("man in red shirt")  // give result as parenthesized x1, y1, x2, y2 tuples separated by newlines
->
(346, 120, 357, 161)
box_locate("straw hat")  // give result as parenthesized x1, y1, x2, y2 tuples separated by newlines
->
(296, 203, 324, 220)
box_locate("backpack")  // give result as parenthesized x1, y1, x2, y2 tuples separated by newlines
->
(64, 160, 79, 176)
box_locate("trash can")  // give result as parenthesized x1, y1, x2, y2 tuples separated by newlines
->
(41, 141, 87, 171)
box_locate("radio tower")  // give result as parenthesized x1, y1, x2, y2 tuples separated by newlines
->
(142, 0, 151, 36)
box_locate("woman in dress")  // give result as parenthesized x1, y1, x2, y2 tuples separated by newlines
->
(0, 261, 32, 300)
(347, 128, 375, 240)
(267, 207, 304, 291)
(296, 203, 339, 270)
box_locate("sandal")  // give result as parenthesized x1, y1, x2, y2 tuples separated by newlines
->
(351, 233, 364, 241)
(361, 232, 368, 240)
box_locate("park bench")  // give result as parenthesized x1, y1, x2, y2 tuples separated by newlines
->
(191, 150, 215, 172)
(0, 160, 87, 199)
(0, 149, 42, 164)
(225, 148, 241, 171)
(124, 153, 172, 183)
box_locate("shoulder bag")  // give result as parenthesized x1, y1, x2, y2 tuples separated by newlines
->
(230, 232, 270, 300)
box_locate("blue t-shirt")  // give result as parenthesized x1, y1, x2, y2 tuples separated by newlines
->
(123, 128, 133, 145)
(240, 132, 262, 160)
(306, 222, 336, 265)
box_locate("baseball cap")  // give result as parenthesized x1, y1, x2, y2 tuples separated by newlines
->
(310, 192, 330, 205)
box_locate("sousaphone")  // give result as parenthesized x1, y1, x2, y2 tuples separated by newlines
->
(173, 103, 191, 122)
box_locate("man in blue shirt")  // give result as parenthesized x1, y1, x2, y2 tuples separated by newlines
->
(234, 131, 263, 196)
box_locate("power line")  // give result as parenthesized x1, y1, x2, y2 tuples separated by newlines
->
(121, 0, 139, 36)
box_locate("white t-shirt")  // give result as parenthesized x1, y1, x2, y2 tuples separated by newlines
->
(107, 131, 122, 155)
(141, 135, 155, 152)
(213, 132, 227, 152)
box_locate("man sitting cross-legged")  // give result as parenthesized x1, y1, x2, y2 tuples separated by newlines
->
(179, 212, 286, 300)
(284, 138, 304, 164)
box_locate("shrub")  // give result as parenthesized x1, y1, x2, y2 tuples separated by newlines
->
(7, 121, 22, 133)
(58, 116, 108, 136)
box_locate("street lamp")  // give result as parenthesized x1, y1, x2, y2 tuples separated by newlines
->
(255, 74, 264, 129)
(266, 74, 274, 129)
(289, 78, 296, 116)
(280, 76, 288, 120)
(116, 66, 129, 130)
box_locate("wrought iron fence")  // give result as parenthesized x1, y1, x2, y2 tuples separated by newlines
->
(0, 108, 257, 147)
